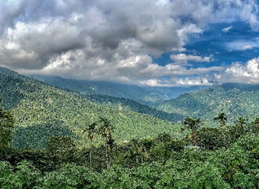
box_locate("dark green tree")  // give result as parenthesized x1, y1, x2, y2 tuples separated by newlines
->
(214, 113, 227, 128)
(182, 117, 203, 145)
(97, 117, 115, 169)
(251, 117, 259, 135)
(196, 128, 221, 150)
(214, 113, 229, 148)
(84, 122, 98, 169)
(121, 139, 144, 166)
(230, 117, 248, 140)
(47, 136, 76, 165)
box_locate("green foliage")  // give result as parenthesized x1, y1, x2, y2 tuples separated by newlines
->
(40, 164, 100, 188)
(47, 136, 77, 164)
(0, 130, 259, 188)
(0, 97, 14, 157)
(0, 160, 41, 188)
(196, 127, 222, 150)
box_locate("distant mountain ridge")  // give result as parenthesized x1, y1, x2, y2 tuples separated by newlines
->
(27, 74, 259, 124)
(155, 83, 259, 123)
(220, 83, 259, 91)
(28, 74, 207, 105)
(28, 74, 185, 121)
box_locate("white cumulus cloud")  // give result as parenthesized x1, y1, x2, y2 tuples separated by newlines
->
(0, 0, 258, 85)
(214, 58, 259, 84)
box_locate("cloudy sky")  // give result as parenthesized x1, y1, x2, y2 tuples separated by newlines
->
(1, 0, 259, 86)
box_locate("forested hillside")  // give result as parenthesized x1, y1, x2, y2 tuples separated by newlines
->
(1, 93, 259, 188)
(155, 83, 259, 123)
(29, 74, 205, 105)
(0, 67, 181, 149)
(84, 94, 184, 122)
(1, 67, 259, 188)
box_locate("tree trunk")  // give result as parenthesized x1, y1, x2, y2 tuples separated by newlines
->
(192, 130, 197, 146)
(106, 135, 110, 169)
(90, 140, 93, 170)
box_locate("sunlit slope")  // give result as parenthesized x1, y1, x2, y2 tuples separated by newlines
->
(155, 83, 259, 122)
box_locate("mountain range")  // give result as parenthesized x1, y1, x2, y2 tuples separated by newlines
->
(155, 83, 259, 124)
(28, 74, 206, 105)
(0, 67, 181, 149)
(30, 73, 259, 124)
(1, 66, 259, 150)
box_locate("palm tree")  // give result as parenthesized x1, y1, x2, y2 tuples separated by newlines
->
(83, 122, 98, 169)
(182, 117, 203, 145)
(214, 113, 227, 128)
(214, 113, 228, 147)
(97, 117, 114, 169)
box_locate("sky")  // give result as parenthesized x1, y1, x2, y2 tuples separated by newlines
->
(1, 0, 259, 86)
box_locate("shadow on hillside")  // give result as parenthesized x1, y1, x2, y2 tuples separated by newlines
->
(12, 121, 75, 150)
